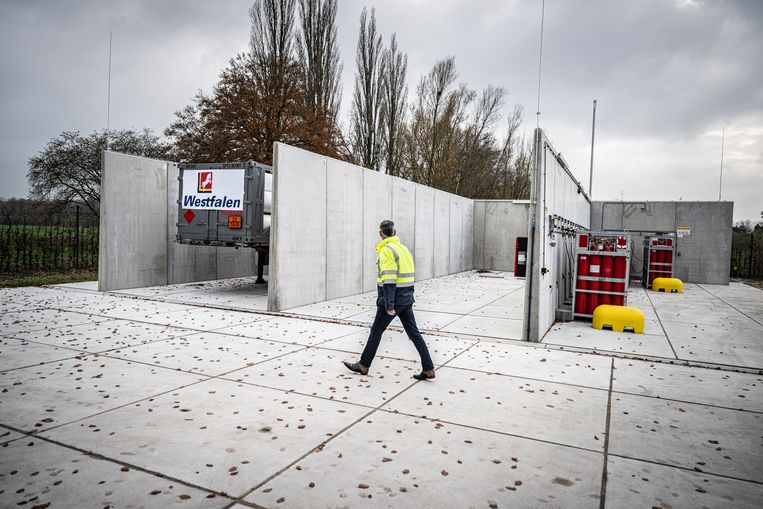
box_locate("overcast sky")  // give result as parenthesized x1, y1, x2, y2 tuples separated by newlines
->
(1, 0, 761, 221)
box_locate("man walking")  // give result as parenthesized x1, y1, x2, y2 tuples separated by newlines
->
(344, 220, 436, 381)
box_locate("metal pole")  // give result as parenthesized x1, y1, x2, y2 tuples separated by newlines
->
(589, 99, 597, 198)
(718, 125, 725, 201)
(106, 31, 112, 149)
(535, 0, 545, 128)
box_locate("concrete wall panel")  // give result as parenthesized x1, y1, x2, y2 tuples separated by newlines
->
(472, 200, 486, 269)
(414, 185, 435, 281)
(362, 170, 393, 293)
(326, 159, 364, 299)
(448, 197, 464, 273)
(621, 202, 677, 232)
(268, 144, 327, 310)
(99, 152, 169, 291)
(462, 197, 474, 270)
(478, 201, 529, 271)
(391, 178, 417, 252)
(433, 191, 450, 277)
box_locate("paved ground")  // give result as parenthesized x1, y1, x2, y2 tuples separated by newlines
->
(1, 272, 762, 508)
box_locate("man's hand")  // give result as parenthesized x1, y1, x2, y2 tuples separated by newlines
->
(386, 309, 396, 316)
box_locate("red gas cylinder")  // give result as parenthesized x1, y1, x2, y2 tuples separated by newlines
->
(664, 239, 673, 277)
(600, 244, 614, 306)
(656, 245, 666, 278)
(587, 244, 601, 315)
(649, 243, 658, 287)
(575, 254, 589, 315)
(613, 249, 627, 306)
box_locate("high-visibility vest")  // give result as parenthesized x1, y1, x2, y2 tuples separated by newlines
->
(376, 236, 415, 287)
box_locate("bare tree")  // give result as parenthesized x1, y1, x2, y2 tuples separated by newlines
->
(297, 0, 342, 120)
(455, 85, 506, 195)
(405, 57, 473, 189)
(350, 7, 384, 170)
(496, 105, 531, 199)
(379, 34, 408, 177)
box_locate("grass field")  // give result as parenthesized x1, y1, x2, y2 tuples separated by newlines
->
(0, 269, 97, 288)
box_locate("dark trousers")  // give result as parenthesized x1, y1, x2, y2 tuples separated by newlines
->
(360, 306, 434, 371)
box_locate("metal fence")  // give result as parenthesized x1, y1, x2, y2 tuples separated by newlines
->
(0, 205, 99, 273)
(730, 226, 763, 278)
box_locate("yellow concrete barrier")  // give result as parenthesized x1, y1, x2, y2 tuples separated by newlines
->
(592, 305, 644, 334)
(652, 277, 683, 293)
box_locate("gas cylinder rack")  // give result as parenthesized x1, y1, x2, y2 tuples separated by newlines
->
(643, 233, 676, 288)
(572, 232, 631, 319)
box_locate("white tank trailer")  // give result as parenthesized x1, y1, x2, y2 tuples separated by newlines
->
(176, 161, 272, 283)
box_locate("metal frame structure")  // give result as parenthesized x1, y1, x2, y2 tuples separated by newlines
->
(571, 231, 631, 320)
(643, 233, 676, 288)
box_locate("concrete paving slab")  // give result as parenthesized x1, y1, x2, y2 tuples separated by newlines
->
(609, 393, 763, 482)
(384, 366, 609, 451)
(0, 429, 24, 446)
(345, 308, 462, 330)
(663, 321, 763, 369)
(411, 296, 494, 315)
(223, 347, 418, 407)
(50, 280, 99, 291)
(11, 320, 200, 353)
(215, 316, 364, 346)
(136, 307, 272, 331)
(447, 342, 613, 389)
(613, 359, 763, 412)
(0, 355, 205, 432)
(1, 287, 108, 310)
(287, 301, 377, 319)
(331, 291, 377, 306)
(440, 315, 525, 340)
(320, 329, 473, 367)
(42, 378, 369, 497)
(606, 455, 763, 509)
(1, 309, 111, 335)
(76, 298, 197, 319)
(106, 332, 305, 376)
(655, 305, 763, 330)
(543, 321, 676, 359)
(247, 410, 603, 509)
(0, 435, 228, 508)
(0, 337, 83, 372)
(470, 304, 526, 320)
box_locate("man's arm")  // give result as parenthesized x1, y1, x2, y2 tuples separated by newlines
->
(379, 248, 397, 313)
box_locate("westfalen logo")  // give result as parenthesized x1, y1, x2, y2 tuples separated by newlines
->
(198, 171, 213, 193)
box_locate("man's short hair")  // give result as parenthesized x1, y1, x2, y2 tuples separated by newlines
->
(380, 220, 395, 237)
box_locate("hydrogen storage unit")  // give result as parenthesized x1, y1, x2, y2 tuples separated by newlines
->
(176, 161, 272, 282)
(514, 237, 528, 277)
(643, 233, 676, 288)
(572, 232, 631, 319)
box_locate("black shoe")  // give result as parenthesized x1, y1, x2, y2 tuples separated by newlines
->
(413, 370, 435, 381)
(343, 361, 369, 375)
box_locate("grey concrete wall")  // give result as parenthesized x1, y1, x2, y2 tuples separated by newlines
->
(591, 200, 733, 285)
(99, 152, 169, 291)
(268, 143, 475, 311)
(525, 129, 592, 342)
(472, 200, 530, 271)
(99, 151, 257, 291)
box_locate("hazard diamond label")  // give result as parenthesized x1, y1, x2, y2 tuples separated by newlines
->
(183, 209, 196, 223)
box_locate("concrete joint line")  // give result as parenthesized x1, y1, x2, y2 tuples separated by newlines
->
(0, 421, 238, 503)
(697, 283, 763, 328)
(643, 286, 680, 360)
(606, 452, 763, 487)
(598, 358, 615, 509)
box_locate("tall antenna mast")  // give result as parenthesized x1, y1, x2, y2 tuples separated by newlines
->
(535, 0, 545, 128)
(106, 31, 112, 150)
(718, 125, 725, 201)
(589, 99, 597, 197)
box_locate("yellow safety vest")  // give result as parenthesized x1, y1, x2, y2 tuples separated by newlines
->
(376, 236, 415, 287)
